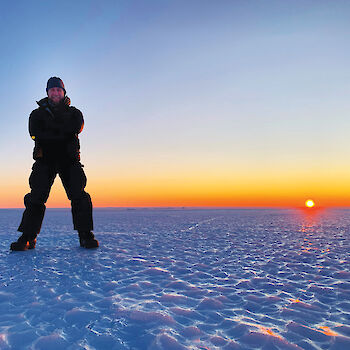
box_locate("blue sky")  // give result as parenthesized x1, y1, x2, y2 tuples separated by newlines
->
(1, 1, 350, 207)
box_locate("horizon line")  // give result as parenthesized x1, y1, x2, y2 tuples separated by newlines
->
(0, 205, 347, 210)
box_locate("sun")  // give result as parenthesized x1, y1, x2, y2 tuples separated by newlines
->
(305, 199, 315, 208)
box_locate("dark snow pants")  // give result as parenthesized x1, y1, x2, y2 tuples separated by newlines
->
(18, 159, 93, 239)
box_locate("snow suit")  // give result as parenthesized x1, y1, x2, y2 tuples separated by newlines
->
(17, 97, 93, 239)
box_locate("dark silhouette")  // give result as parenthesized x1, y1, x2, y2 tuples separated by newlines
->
(11, 77, 99, 250)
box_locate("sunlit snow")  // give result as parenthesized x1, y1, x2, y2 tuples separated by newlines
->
(0, 208, 349, 349)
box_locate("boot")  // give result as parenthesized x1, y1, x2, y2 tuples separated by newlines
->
(28, 238, 37, 249)
(10, 234, 36, 251)
(78, 231, 99, 249)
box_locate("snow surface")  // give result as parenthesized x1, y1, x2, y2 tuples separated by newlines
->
(0, 208, 349, 350)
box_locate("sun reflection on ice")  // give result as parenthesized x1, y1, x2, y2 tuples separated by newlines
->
(0, 334, 8, 347)
(258, 326, 283, 340)
(319, 326, 339, 337)
(296, 207, 328, 254)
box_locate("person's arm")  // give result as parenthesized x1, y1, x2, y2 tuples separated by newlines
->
(72, 108, 84, 134)
(29, 111, 43, 159)
(29, 110, 42, 140)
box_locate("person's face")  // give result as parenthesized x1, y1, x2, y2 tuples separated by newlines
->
(47, 87, 65, 104)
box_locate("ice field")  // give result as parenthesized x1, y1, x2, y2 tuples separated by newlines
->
(0, 208, 349, 349)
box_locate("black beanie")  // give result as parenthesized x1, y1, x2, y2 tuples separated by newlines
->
(46, 77, 66, 95)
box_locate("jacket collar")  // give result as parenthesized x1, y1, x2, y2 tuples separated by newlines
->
(36, 96, 71, 109)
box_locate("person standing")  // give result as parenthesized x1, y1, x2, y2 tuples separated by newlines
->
(11, 77, 99, 250)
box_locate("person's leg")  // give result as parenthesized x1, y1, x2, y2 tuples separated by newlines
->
(59, 161, 97, 248)
(12, 161, 56, 250)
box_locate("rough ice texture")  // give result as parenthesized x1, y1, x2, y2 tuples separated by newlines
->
(0, 208, 349, 349)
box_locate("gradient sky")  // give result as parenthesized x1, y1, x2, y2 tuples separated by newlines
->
(0, 0, 349, 208)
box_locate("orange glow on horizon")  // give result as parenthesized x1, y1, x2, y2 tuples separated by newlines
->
(0, 174, 348, 208)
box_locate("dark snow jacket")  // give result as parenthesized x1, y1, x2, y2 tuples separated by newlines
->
(29, 97, 84, 162)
